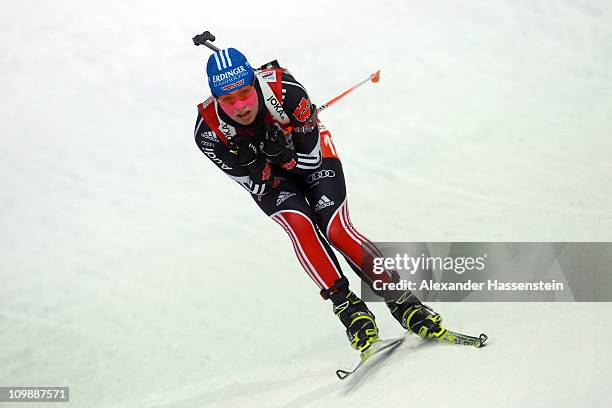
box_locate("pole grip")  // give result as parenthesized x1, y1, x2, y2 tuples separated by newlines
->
(192, 31, 221, 52)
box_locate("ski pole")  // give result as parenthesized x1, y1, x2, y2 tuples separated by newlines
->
(317, 70, 380, 114)
(283, 70, 381, 134)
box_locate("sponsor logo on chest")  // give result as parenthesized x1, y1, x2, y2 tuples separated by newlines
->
(266, 95, 287, 121)
(220, 123, 233, 138)
(260, 70, 277, 82)
(201, 131, 218, 142)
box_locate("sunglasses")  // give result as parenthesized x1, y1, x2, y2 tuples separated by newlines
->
(217, 85, 256, 106)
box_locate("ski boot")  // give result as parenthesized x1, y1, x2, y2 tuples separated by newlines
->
(322, 277, 379, 352)
(386, 290, 447, 339)
(332, 291, 379, 352)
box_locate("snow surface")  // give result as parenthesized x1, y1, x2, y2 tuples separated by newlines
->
(1, 0, 612, 407)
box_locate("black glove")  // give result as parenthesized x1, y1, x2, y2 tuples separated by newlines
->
(227, 134, 259, 166)
(260, 123, 288, 158)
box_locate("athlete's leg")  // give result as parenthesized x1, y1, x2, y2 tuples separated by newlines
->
(302, 158, 396, 290)
(304, 126, 448, 338)
(253, 177, 379, 350)
(252, 176, 345, 297)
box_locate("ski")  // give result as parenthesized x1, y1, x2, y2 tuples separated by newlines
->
(336, 337, 404, 380)
(336, 330, 487, 380)
(436, 329, 488, 348)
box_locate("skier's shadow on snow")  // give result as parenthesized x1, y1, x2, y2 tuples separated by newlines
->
(342, 338, 436, 393)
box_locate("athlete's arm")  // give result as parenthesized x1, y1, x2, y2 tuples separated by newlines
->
(194, 113, 274, 195)
(267, 72, 322, 172)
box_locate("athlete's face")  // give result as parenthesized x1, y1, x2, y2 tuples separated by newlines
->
(217, 84, 259, 125)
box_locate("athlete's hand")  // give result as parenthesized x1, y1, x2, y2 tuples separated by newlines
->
(228, 135, 259, 166)
(260, 123, 288, 158)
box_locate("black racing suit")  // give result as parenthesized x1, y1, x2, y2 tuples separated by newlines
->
(194, 71, 394, 299)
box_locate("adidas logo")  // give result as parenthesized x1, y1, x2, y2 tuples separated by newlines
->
(314, 195, 335, 212)
(276, 191, 296, 206)
(201, 131, 218, 142)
